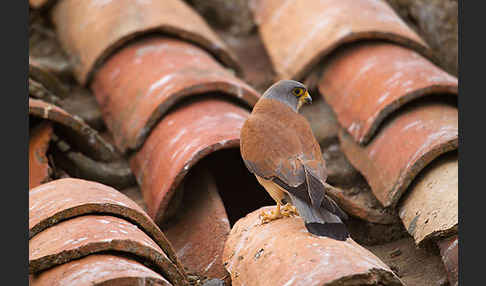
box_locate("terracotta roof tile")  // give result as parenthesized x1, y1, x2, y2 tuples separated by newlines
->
(164, 166, 230, 280)
(251, 0, 429, 81)
(437, 235, 458, 286)
(29, 215, 187, 285)
(29, 0, 52, 9)
(29, 57, 68, 100)
(91, 36, 259, 153)
(398, 152, 458, 246)
(28, 178, 184, 276)
(339, 102, 458, 208)
(29, 98, 116, 162)
(318, 42, 457, 145)
(28, 1, 458, 284)
(50, 0, 241, 85)
(130, 99, 248, 223)
(223, 207, 403, 286)
(30, 254, 173, 286)
(324, 182, 397, 225)
(29, 122, 53, 189)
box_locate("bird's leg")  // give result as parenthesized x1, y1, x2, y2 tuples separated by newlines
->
(281, 203, 299, 217)
(260, 201, 283, 224)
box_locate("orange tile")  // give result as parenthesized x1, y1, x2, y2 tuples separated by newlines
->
(51, 0, 240, 85)
(91, 37, 259, 152)
(319, 42, 457, 144)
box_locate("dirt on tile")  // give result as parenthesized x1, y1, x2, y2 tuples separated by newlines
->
(366, 237, 450, 286)
(385, 0, 458, 76)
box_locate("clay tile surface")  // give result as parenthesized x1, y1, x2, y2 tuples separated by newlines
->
(29, 57, 68, 99)
(437, 235, 458, 286)
(164, 166, 230, 279)
(51, 0, 240, 85)
(399, 153, 458, 246)
(223, 206, 403, 286)
(29, 215, 188, 286)
(29, 98, 117, 162)
(28, 178, 185, 277)
(31, 254, 173, 286)
(29, 122, 53, 189)
(131, 99, 249, 223)
(251, 0, 429, 81)
(29, 0, 51, 9)
(339, 102, 458, 208)
(318, 42, 458, 145)
(91, 37, 259, 153)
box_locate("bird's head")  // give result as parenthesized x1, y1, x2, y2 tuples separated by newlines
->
(262, 80, 312, 112)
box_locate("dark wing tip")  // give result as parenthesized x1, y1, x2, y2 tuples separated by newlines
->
(305, 223, 350, 241)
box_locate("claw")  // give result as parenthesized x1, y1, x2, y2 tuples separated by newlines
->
(259, 203, 282, 224)
(281, 203, 299, 217)
(259, 202, 299, 224)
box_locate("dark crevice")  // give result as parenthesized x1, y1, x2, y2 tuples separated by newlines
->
(205, 148, 274, 226)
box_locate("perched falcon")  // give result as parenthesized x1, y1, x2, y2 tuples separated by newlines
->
(240, 80, 349, 241)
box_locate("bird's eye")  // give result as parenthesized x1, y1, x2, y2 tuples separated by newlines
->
(292, 87, 304, 97)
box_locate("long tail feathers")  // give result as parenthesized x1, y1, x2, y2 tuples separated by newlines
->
(289, 193, 349, 241)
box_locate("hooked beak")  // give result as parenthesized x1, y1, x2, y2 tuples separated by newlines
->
(297, 91, 312, 111)
(302, 91, 312, 104)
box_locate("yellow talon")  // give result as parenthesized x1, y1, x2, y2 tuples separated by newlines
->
(259, 202, 282, 224)
(259, 202, 298, 224)
(281, 203, 299, 217)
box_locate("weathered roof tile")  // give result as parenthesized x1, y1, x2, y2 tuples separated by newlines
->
(223, 206, 403, 286)
(130, 99, 248, 223)
(398, 152, 458, 246)
(251, 0, 429, 81)
(29, 98, 116, 162)
(318, 42, 457, 144)
(91, 37, 259, 152)
(437, 235, 458, 286)
(164, 166, 230, 280)
(28, 178, 184, 277)
(51, 0, 241, 85)
(29, 122, 53, 189)
(339, 102, 458, 208)
(30, 254, 173, 286)
(29, 215, 188, 285)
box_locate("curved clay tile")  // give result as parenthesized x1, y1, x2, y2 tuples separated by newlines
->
(29, 57, 68, 99)
(29, 122, 53, 189)
(398, 153, 458, 246)
(130, 99, 249, 223)
(325, 182, 397, 225)
(29, 215, 188, 286)
(251, 0, 429, 81)
(29, 98, 117, 162)
(339, 102, 458, 208)
(223, 206, 403, 286)
(318, 42, 457, 145)
(163, 166, 230, 280)
(29, 0, 53, 9)
(51, 0, 240, 85)
(437, 235, 458, 286)
(28, 178, 186, 279)
(30, 254, 173, 286)
(91, 37, 259, 153)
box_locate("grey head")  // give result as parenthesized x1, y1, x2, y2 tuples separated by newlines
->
(262, 80, 312, 112)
